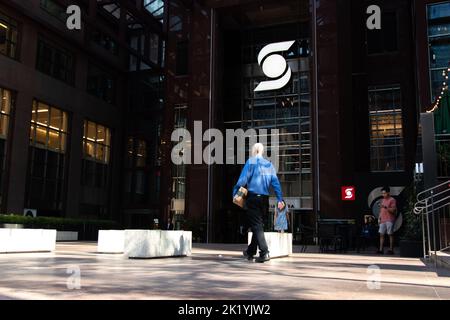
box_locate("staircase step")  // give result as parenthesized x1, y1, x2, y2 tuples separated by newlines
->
(431, 251, 450, 270)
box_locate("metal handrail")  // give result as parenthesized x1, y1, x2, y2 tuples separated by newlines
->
(413, 180, 450, 261)
(416, 180, 450, 202)
(414, 195, 450, 214)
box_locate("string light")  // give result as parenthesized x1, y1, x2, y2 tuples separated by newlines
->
(427, 65, 450, 113)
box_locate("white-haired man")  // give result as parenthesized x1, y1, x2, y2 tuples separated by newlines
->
(233, 143, 284, 263)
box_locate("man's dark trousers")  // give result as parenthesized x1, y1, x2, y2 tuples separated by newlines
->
(246, 193, 269, 256)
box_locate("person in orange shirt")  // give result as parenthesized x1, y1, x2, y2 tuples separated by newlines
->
(376, 186, 397, 255)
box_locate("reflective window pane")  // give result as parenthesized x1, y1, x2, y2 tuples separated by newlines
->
(83, 120, 111, 164)
(30, 100, 68, 153)
(0, 11, 19, 60)
(368, 86, 404, 172)
(427, 2, 450, 102)
(50, 107, 62, 129)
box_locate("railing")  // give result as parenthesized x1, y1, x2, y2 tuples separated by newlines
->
(414, 180, 450, 259)
(436, 134, 450, 179)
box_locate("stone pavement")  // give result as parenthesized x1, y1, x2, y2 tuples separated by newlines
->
(0, 242, 449, 300)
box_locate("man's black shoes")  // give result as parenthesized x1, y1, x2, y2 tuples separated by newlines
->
(243, 251, 271, 263)
(243, 250, 254, 261)
(255, 253, 270, 263)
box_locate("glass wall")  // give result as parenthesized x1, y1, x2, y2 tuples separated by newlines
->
(228, 23, 313, 210)
(143, 0, 165, 23)
(171, 104, 187, 208)
(368, 86, 404, 172)
(124, 137, 148, 205)
(80, 120, 111, 217)
(26, 100, 68, 215)
(0, 87, 13, 209)
(0, 11, 19, 60)
(428, 1, 450, 102)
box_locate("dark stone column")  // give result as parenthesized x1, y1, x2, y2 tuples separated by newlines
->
(65, 113, 83, 218)
(6, 92, 32, 214)
(314, 0, 347, 219)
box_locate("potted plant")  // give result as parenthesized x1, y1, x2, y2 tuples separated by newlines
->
(399, 187, 424, 258)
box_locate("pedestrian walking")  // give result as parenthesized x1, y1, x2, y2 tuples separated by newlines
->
(232, 143, 285, 263)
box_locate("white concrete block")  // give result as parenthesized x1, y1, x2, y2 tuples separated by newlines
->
(160, 230, 192, 256)
(0, 229, 10, 253)
(97, 230, 125, 253)
(124, 230, 192, 258)
(56, 231, 78, 241)
(0, 229, 56, 253)
(248, 232, 292, 258)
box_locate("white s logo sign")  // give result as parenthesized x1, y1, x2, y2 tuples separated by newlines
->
(254, 40, 295, 92)
(345, 188, 354, 199)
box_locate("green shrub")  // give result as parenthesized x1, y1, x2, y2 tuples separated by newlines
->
(0, 214, 120, 229)
(399, 186, 423, 242)
(0, 214, 121, 240)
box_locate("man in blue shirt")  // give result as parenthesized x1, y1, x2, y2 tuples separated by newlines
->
(233, 143, 285, 263)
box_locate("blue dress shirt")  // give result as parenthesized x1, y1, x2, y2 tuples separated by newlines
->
(233, 155, 283, 202)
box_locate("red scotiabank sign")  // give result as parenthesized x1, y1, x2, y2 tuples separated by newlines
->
(341, 186, 356, 201)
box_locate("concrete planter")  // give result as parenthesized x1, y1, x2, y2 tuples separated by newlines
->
(248, 232, 292, 258)
(124, 230, 192, 258)
(0, 228, 56, 253)
(97, 230, 125, 253)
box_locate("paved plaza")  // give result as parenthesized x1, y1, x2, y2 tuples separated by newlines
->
(0, 242, 449, 300)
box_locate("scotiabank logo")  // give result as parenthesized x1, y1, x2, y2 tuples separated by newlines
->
(254, 41, 295, 92)
(342, 186, 356, 201)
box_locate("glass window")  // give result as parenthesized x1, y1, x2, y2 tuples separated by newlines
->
(169, 15, 182, 32)
(143, 0, 165, 22)
(428, 2, 450, 102)
(27, 100, 68, 215)
(40, 0, 67, 23)
(0, 11, 19, 60)
(124, 138, 148, 204)
(0, 87, 12, 139)
(30, 100, 68, 153)
(136, 140, 147, 168)
(125, 138, 147, 168)
(172, 105, 187, 204)
(87, 64, 116, 104)
(368, 86, 404, 172)
(0, 87, 13, 209)
(82, 120, 111, 164)
(227, 29, 314, 209)
(36, 38, 75, 84)
(91, 29, 118, 56)
(80, 122, 111, 217)
(149, 33, 159, 65)
(428, 2, 450, 20)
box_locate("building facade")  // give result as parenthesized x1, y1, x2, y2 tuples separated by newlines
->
(0, 0, 165, 226)
(0, 0, 448, 242)
(161, 0, 420, 243)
